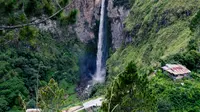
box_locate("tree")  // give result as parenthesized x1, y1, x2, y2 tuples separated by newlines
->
(150, 70, 200, 112)
(0, 0, 77, 30)
(0, 76, 29, 111)
(102, 62, 157, 112)
(38, 79, 67, 112)
(0, 0, 80, 111)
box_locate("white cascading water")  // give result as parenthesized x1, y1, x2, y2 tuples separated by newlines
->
(93, 0, 106, 83)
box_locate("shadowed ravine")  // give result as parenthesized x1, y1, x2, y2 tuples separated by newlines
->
(77, 0, 108, 99)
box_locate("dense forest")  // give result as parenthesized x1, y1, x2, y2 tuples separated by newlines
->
(0, 0, 82, 111)
(1, 0, 200, 112)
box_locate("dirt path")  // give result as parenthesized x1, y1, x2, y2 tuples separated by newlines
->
(63, 97, 103, 112)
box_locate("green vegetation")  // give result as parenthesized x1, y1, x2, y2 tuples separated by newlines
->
(1, 0, 200, 111)
(0, 0, 82, 111)
(190, 10, 200, 31)
(105, 0, 200, 112)
(102, 62, 156, 112)
(38, 79, 66, 111)
(107, 0, 200, 77)
(103, 62, 200, 112)
(151, 70, 200, 112)
(0, 30, 82, 111)
(164, 50, 200, 71)
(0, 0, 77, 27)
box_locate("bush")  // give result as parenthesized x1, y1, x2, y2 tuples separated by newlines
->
(102, 62, 156, 112)
(19, 26, 39, 40)
(190, 10, 200, 32)
(164, 49, 200, 72)
(60, 9, 78, 25)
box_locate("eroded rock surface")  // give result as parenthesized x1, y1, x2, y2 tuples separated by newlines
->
(107, 0, 130, 49)
(68, 0, 101, 42)
(68, 0, 130, 48)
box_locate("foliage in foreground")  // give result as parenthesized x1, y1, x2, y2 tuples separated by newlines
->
(102, 62, 156, 112)
(151, 70, 200, 112)
(38, 79, 66, 112)
(103, 61, 200, 112)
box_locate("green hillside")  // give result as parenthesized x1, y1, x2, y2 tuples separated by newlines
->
(102, 1, 200, 111)
(107, 0, 200, 77)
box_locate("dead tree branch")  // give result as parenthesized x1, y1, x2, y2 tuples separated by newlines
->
(0, 3, 71, 30)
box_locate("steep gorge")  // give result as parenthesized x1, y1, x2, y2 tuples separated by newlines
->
(70, 0, 131, 94)
(73, 0, 200, 98)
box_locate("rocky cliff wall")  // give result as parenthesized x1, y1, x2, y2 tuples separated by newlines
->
(69, 0, 130, 49)
(68, 0, 131, 97)
(107, 0, 130, 49)
(68, 0, 101, 43)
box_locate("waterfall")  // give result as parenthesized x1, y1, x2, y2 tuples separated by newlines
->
(93, 0, 106, 83)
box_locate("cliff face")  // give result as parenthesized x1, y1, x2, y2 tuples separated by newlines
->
(69, 0, 101, 42)
(107, 0, 130, 49)
(70, 0, 130, 48)
(69, 0, 130, 96)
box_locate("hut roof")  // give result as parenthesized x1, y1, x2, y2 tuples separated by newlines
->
(162, 64, 191, 75)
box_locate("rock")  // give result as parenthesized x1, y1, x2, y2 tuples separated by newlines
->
(68, 0, 101, 43)
(107, 0, 130, 49)
(68, 0, 132, 96)
(68, 0, 131, 48)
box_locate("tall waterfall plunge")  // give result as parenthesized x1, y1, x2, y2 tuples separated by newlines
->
(93, 0, 107, 83)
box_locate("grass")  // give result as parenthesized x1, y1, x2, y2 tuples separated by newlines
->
(107, 0, 200, 78)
